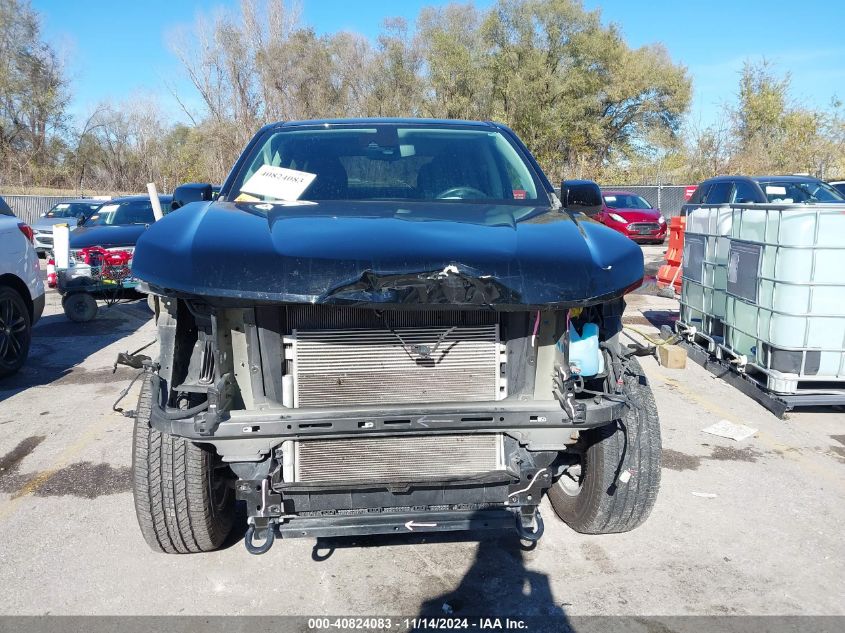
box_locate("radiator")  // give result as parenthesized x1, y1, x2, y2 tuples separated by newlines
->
(286, 434, 505, 483)
(289, 325, 504, 407)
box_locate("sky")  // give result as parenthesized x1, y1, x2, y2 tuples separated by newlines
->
(32, 0, 845, 132)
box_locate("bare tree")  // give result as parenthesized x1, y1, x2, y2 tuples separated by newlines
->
(0, 0, 70, 187)
(685, 114, 732, 181)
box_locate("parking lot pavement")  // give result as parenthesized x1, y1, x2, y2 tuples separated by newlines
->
(0, 277, 843, 617)
(640, 243, 666, 279)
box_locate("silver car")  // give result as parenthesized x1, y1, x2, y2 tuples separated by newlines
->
(32, 199, 104, 256)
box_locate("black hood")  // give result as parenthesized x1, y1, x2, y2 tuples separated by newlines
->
(132, 200, 644, 307)
(70, 224, 149, 249)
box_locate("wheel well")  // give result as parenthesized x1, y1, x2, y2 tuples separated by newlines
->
(0, 273, 34, 322)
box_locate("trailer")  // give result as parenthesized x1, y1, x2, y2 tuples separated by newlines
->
(56, 245, 140, 322)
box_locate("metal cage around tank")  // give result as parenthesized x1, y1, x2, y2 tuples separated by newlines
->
(719, 204, 845, 393)
(678, 203, 845, 398)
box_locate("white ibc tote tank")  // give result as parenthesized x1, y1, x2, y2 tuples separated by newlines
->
(723, 204, 845, 381)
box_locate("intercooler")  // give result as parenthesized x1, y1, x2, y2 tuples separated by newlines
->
(287, 323, 505, 407)
(281, 434, 506, 484)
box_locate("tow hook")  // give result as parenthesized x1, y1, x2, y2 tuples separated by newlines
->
(237, 477, 282, 554)
(244, 522, 276, 555)
(515, 510, 544, 542)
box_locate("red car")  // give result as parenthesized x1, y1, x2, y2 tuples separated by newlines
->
(596, 190, 667, 244)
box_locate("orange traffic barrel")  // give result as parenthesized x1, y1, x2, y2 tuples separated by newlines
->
(656, 216, 685, 293)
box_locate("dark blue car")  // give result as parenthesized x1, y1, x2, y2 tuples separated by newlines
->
(59, 195, 172, 322)
(127, 119, 660, 555)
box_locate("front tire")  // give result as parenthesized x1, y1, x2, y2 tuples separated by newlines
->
(132, 376, 234, 553)
(549, 357, 661, 533)
(0, 286, 32, 378)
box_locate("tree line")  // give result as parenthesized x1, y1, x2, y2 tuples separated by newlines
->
(1, 0, 843, 194)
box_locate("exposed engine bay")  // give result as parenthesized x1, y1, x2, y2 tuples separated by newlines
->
(139, 295, 631, 551)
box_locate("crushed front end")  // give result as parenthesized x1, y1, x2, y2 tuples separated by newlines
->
(143, 293, 629, 551)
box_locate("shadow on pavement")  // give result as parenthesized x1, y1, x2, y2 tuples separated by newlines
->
(305, 526, 570, 628)
(641, 309, 678, 331)
(0, 297, 153, 401)
(417, 535, 569, 625)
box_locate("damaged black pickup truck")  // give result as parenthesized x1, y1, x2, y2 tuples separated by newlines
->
(129, 118, 660, 555)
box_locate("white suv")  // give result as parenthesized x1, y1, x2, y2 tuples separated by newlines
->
(0, 196, 45, 378)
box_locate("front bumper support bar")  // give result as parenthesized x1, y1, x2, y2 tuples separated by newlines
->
(149, 378, 627, 442)
(276, 508, 520, 539)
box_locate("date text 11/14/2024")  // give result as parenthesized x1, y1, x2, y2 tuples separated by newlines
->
(307, 617, 530, 630)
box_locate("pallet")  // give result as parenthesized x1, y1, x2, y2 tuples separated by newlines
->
(748, 368, 845, 396)
(678, 339, 845, 418)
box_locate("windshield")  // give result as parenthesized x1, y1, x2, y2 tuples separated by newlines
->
(603, 194, 652, 209)
(760, 180, 845, 203)
(83, 200, 157, 226)
(45, 202, 101, 219)
(229, 124, 545, 204)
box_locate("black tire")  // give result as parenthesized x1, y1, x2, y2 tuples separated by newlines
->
(62, 292, 98, 322)
(548, 357, 661, 534)
(0, 286, 32, 378)
(132, 376, 234, 553)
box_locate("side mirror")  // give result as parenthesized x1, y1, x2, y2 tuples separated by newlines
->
(560, 179, 603, 216)
(171, 182, 214, 211)
(76, 216, 85, 227)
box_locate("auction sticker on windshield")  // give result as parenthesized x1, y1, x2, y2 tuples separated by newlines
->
(241, 165, 316, 201)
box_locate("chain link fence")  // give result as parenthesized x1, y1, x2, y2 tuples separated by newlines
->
(601, 185, 692, 217)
